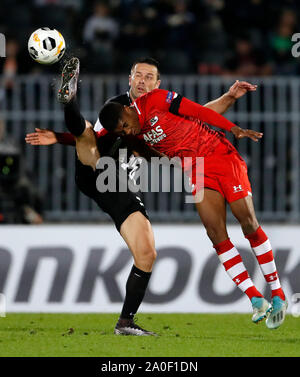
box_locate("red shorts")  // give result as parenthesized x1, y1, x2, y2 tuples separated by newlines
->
(190, 139, 252, 203)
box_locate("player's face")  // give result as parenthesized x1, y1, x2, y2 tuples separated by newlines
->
(115, 106, 141, 136)
(129, 63, 161, 100)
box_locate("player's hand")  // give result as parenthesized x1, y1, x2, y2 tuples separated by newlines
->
(228, 80, 257, 100)
(231, 126, 263, 142)
(25, 128, 58, 145)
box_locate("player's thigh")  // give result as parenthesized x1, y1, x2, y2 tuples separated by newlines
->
(194, 188, 228, 243)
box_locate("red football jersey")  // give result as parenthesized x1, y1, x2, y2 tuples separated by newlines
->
(134, 89, 234, 163)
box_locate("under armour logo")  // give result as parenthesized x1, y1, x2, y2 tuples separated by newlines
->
(267, 274, 277, 281)
(233, 185, 243, 193)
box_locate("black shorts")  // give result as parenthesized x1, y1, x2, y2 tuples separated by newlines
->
(75, 158, 149, 232)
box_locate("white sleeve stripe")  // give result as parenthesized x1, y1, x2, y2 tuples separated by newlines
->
(133, 101, 141, 115)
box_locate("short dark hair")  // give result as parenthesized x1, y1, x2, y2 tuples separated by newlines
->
(99, 102, 124, 132)
(130, 57, 160, 80)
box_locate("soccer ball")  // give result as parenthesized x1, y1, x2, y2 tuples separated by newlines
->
(28, 27, 66, 65)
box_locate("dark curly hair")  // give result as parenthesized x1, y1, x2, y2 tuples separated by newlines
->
(99, 101, 124, 132)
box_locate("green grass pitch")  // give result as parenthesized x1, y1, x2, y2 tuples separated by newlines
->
(0, 313, 299, 357)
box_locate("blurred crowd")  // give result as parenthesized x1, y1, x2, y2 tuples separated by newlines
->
(0, 0, 299, 76)
(0, 0, 299, 224)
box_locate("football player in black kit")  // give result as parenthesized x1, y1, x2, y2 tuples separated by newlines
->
(26, 57, 257, 335)
(26, 57, 162, 336)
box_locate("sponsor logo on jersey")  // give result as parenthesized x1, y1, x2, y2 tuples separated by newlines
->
(143, 125, 166, 145)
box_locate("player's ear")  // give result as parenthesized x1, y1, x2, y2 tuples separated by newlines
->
(124, 105, 137, 120)
(123, 105, 131, 116)
(155, 80, 161, 89)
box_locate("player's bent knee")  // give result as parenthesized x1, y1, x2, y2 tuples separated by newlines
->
(205, 225, 228, 245)
(239, 215, 259, 234)
(135, 247, 156, 272)
(136, 246, 156, 265)
(140, 246, 157, 262)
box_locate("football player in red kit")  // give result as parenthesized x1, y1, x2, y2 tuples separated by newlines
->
(100, 88, 288, 329)
(25, 57, 263, 334)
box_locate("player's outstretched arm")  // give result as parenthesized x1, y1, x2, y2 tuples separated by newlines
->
(25, 128, 76, 146)
(176, 95, 263, 141)
(177, 95, 237, 131)
(231, 126, 263, 142)
(204, 80, 257, 115)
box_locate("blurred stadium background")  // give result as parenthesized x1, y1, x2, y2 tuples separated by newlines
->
(0, 0, 299, 317)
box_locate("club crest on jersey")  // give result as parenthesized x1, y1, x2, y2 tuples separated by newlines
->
(150, 116, 159, 127)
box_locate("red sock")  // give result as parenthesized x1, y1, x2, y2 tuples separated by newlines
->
(245, 226, 285, 300)
(214, 238, 263, 300)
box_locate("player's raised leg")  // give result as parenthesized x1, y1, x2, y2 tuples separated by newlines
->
(57, 57, 100, 170)
(58, 57, 80, 105)
(195, 188, 270, 323)
(114, 211, 157, 336)
(57, 57, 86, 137)
(230, 195, 287, 329)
